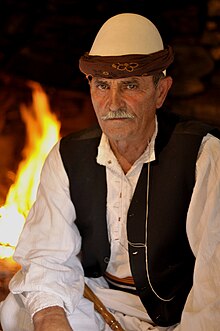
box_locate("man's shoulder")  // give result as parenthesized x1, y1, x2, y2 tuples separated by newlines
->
(61, 124, 102, 143)
(157, 110, 219, 138)
(59, 124, 102, 161)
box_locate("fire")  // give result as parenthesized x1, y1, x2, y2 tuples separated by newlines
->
(0, 81, 61, 259)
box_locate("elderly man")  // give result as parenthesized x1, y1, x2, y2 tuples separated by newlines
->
(1, 13, 220, 331)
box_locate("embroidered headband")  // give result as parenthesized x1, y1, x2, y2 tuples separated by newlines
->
(79, 45, 174, 78)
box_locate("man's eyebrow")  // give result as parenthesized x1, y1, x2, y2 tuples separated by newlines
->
(93, 78, 141, 85)
(94, 78, 109, 84)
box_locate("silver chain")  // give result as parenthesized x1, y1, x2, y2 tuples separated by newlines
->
(128, 162, 174, 302)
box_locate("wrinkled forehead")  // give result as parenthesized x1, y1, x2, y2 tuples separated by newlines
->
(90, 75, 152, 84)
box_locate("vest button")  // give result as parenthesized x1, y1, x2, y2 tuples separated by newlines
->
(104, 257, 110, 263)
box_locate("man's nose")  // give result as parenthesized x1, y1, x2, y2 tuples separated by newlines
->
(108, 87, 124, 111)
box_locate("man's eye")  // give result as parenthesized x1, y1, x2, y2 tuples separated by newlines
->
(124, 83, 138, 90)
(96, 83, 109, 90)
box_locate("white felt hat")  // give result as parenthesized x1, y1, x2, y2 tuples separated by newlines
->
(89, 13, 164, 56)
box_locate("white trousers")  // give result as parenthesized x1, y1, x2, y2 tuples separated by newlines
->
(0, 292, 176, 331)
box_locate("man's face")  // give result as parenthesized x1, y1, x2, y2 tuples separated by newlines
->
(89, 75, 171, 143)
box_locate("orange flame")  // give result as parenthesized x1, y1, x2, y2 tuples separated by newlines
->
(0, 82, 61, 259)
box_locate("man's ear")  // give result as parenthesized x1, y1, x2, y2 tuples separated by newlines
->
(155, 76, 173, 109)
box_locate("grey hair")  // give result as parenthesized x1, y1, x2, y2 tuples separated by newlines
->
(153, 72, 165, 87)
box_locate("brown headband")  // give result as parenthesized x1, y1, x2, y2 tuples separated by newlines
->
(79, 45, 174, 78)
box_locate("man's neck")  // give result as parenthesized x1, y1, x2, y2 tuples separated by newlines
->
(109, 126, 155, 173)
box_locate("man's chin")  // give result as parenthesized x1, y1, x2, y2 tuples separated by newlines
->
(102, 126, 133, 142)
(100, 118, 133, 129)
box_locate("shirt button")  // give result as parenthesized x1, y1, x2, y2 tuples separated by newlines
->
(92, 272, 100, 277)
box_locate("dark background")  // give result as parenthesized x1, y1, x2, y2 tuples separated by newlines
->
(0, 0, 211, 90)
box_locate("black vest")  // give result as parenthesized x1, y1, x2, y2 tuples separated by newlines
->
(60, 110, 216, 326)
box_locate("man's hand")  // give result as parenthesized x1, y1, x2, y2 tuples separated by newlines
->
(33, 306, 73, 331)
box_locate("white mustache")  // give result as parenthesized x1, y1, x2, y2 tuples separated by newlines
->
(101, 109, 135, 120)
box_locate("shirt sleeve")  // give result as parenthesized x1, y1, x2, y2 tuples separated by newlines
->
(9, 141, 84, 317)
(175, 133, 220, 330)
